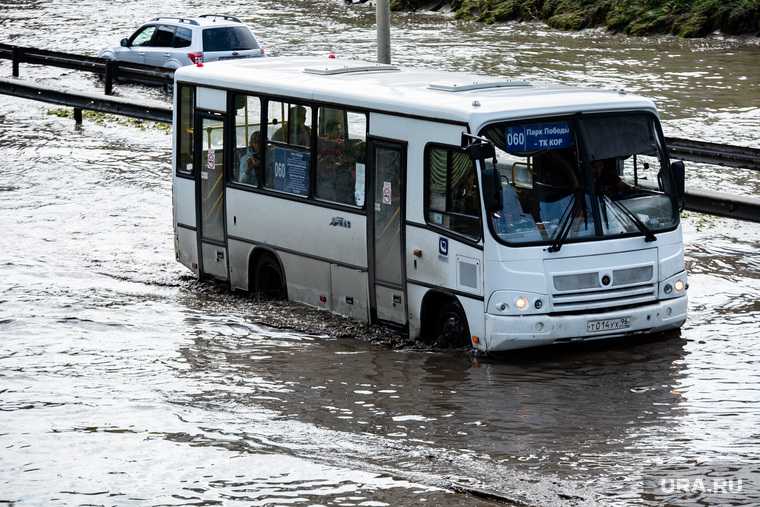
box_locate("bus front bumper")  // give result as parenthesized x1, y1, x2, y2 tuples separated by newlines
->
(483, 296, 687, 352)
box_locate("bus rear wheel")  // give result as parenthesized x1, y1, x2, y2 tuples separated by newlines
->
(434, 301, 470, 349)
(253, 254, 286, 300)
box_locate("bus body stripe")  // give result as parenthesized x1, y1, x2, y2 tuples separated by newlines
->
(406, 278, 485, 302)
(227, 234, 369, 273)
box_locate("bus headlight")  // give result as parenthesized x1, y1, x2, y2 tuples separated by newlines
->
(488, 291, 549, 316)
(660, 272, 687, 300)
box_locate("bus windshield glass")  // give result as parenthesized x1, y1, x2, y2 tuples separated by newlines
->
(480, 113, 678, 246)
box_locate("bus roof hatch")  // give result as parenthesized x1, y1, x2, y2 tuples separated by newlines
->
(303, 63, 400, 76)
(428, 79, 532, 92)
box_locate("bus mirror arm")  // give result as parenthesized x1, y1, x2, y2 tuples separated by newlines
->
(461, 133, 496, 161)
(670, 160, 686, 211)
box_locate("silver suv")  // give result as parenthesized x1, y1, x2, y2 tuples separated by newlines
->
(99, 14, 264, 69)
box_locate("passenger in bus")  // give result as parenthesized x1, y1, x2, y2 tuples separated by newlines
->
(452, 169, 479, 215)
(273, 106, 311, 147)
(317, 115, 355, 204)
(238, 131, 262, 185)
(446, 164, 481, 238)
(592, 158, 631, 197)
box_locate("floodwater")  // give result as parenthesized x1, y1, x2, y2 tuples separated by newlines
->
(1, 1, 760, 505)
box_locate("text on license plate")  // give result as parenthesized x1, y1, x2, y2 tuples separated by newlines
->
(586, 317, 631, 333)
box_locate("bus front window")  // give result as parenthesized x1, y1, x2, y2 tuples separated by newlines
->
(584, 115, 678, 236)
(480, 113, 678, 246)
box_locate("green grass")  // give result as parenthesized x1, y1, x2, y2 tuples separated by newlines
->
(395, 0, 760, 36)
(46, 107, 171, 132)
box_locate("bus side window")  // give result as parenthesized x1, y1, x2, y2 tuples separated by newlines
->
(425, 146, 482, 240)
(316, 107, 366, 207)
(264, 101, 313, 197)
(233, 94, 262, 186)
(267, 101, 312, 147)
(176, 84, 194, 175)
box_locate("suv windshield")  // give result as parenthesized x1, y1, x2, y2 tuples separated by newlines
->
(202, 26, 258, 52)
(481, 113, 678, 246)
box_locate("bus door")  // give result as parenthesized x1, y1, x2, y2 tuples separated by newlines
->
(368, 139, 407, 325)
(194, 110, 229, 281)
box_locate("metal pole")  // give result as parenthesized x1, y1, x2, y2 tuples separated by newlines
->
(73, 107, 83, 125)
(12, 47, 20, 77)
(104, 61, 115, 96)
(376, 0, 391, 64)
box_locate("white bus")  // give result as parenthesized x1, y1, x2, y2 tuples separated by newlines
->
(172, 56, 688, 351)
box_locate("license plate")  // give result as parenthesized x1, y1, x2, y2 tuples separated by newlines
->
(586, 317, 631, 333)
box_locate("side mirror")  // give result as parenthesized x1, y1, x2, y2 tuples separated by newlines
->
(481, 164, 503, 213)
(120, 38, 129, 47)
(670, 160, 686, 210)
(464, 141, 495, 161)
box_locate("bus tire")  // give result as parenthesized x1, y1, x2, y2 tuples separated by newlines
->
(252, 252, 287, 300)
(434, 300, 470, 349)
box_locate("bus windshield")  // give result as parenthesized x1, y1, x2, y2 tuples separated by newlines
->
(480, 113, 678, 246)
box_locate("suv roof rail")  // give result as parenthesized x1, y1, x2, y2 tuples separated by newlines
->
(199, 14, 242, 23)
(151, 16, 200, 26)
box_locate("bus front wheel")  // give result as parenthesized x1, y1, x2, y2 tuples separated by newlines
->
(434, 300, 470, 349)
(253, 253, 287, 300)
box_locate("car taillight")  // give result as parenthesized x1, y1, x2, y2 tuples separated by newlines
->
(260, 47, 266, 56)
(188, 52, 204, 66)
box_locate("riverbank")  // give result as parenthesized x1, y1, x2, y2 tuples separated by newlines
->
(392, 0, 760, 37)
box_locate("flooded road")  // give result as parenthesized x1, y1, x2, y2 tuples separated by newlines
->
(2, 1, 760, 505)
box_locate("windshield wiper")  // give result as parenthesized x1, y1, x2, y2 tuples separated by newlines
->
(606, 197, 657, 242)
(547, 194, 578, 253)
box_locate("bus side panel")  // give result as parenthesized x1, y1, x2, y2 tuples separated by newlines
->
(406, 225, 485, 339)
(406, 283, 427, 339)
(278, 252, 331, 311)
(228, 237, 336, 312)
(228, 238, 252, 290)
(176, 226, 199, 275)
(225, 188, 369, 320)
(331, 264, 370, 322)
(174, 176, 198, 274)
(457, 296, 486, 350)
(226, 189, 367, 269)
(405, 227, 483, 296)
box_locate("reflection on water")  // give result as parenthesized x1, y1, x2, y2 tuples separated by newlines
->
(1, 0, 760, 505)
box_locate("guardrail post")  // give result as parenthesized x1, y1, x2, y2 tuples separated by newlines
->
(104, 60, 115, 95)
(73, 107, 82, 125)
(11, 47, 21, 77)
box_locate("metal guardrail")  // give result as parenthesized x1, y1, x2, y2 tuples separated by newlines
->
(683, 188, 760, 223)
(666, 137, 760, 172)
(0, 77, 172, 123)
(664, 137, 760, 221)
(0, 43, 174, 95)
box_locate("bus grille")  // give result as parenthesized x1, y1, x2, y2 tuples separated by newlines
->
(551, 265, 656, 312)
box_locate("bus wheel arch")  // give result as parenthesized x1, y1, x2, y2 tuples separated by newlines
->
(248, 248, 287, 300)
(420, 290, 470, 349)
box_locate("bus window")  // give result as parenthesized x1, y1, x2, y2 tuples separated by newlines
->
(425, 146, 481, 240)
(267, 101, 312, 147)
(233, 94, 262, 186)
(265, 101, 312, 196)
(176, 84, 194, 175)
(316, 107, 367, 207)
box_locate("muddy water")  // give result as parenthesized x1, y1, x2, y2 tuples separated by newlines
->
(2, 1, 760, 505)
